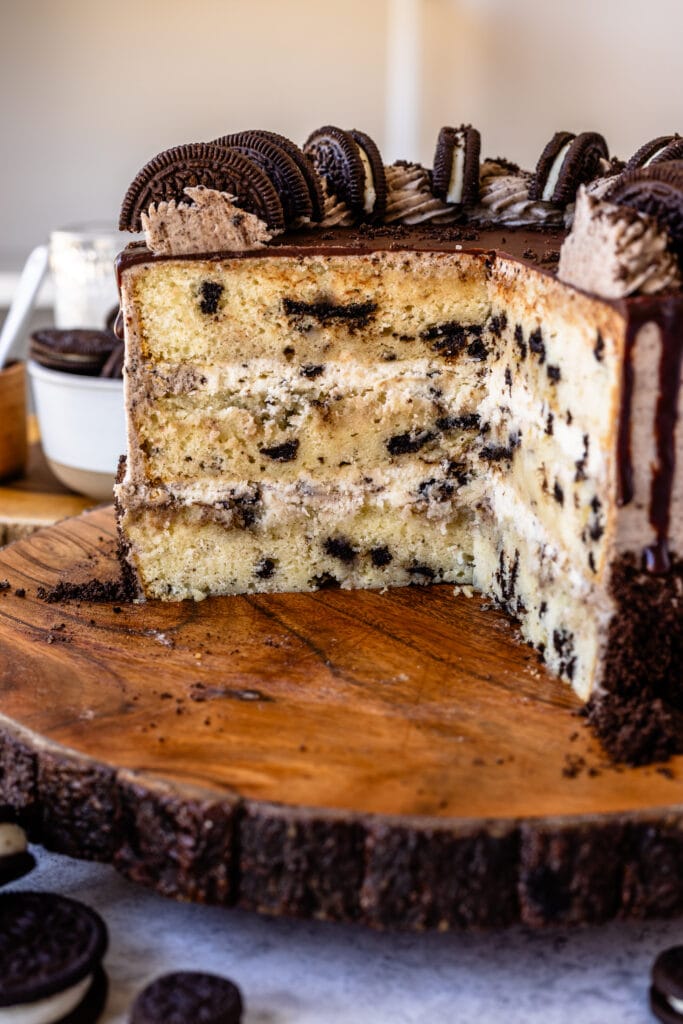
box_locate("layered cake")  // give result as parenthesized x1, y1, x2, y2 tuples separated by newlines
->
(114, 125, 683, 727)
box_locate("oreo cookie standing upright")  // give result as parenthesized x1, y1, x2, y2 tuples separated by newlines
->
(651, 947, 683, 1023)
(625, 134, 683, 172)
(432, 125, 481, 208)
(304, 125, 387, 221)
(529, 130, 609, 204)
(130, 972, 243, 1024)
(0, 808, 34, 887)
(118, 142, 286, 233)
(0, 891, 108, 1023)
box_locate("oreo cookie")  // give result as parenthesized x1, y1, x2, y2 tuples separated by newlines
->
(214, 131, 323, 224)
(651, 947, 683, 1023)
(606, 161, 683, 253)
(0, 891, 108, 1023)
(432, 124, 481, 207)
(529, 131, 609, 204)
(130, 972, 243, 1024)
(119, 143, 285, 233)
(625, 134, 683, 172)
(0, 809, 34, 887)
(304, 125, 386, 220)
(252, 130, 326, 221)
(30, 329, 119, 376)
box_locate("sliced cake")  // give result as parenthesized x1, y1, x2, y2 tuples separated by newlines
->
(114, 126, 683, 714)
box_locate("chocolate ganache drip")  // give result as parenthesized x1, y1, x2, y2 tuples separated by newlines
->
(618, 299, 683, 573)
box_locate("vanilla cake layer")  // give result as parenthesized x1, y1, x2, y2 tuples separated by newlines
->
(120, 494, 474, 600)
(116, 232, 683, 701)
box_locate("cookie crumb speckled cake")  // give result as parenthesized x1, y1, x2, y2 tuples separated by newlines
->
(114, 124, 683, 729)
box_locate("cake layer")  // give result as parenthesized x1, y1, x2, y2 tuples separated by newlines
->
(125, 251, 490, 364)
(133, 375, 481, 486)
(120, 498, 474, 600)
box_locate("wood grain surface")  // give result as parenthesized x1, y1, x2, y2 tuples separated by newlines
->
(0, 506, 682, 930)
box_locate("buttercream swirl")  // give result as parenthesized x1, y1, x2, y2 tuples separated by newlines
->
(558, 186, 681, 298)
(384, 162, 459, 225)
(469, 161, 564, 227)
(320, 180, 356, 227)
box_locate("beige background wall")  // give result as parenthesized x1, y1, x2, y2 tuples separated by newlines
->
(2, 0, 682, 266)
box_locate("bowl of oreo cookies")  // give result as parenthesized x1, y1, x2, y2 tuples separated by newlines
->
(28, 308, 125, 501)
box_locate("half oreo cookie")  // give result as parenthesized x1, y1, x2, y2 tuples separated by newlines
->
(130, 971, 243, 1024)
(0, 891, 108, 1023)
(251, 130, 326, 221)
(0, 809, 34, 887)
(213, 132, 313, 227)
(529, 131, 609, 204)
(119, 143, 285, 233)
(625, 134, 683, 172)
(651, 947, 683, 1023)
(30, 329, 119, 376)
(304, 125, 386, 220)
(432, 124, 481, 207)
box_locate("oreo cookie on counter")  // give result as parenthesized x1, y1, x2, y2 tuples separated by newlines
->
(529, 130, 609, 204)
(130, 972, 243, 1024)
(0, 891, 108, 1023)
(30, 329, 119, 376)
(651, 947, 683, 1023)
(0, 808, 34, 887)
(432, 124, 481, 207)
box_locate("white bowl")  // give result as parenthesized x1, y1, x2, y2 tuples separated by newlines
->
(28, 360, 126, 501)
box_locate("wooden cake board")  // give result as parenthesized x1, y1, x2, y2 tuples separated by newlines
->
(0, 506, 682, 931)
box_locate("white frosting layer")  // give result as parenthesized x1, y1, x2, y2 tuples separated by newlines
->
(0, 976, 91, 1024)
(0, 823, 27, 857)
(669, 995, 683, 1013)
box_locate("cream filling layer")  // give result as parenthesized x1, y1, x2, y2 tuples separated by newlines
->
(541, 141, 573, 202)
(356, 144, 376, 214)
(0, 976, 92, 1024)
(0, 823, 27, 857)
(668, 995, 683, 1013)
(447, 142, 465, 204)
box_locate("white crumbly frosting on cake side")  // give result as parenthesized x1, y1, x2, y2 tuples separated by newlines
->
(558, 186, 681, 299)
(141, 186, 273, 255)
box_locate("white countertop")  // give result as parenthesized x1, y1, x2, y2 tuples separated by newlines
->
(7, 847, 675, 1023)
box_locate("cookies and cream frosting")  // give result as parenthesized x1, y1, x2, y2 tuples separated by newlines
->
(141, 186, 273, 255)
(471, 162, 564, 227)
(384, 163, 459, 225)
(558, 186, 681, 298)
